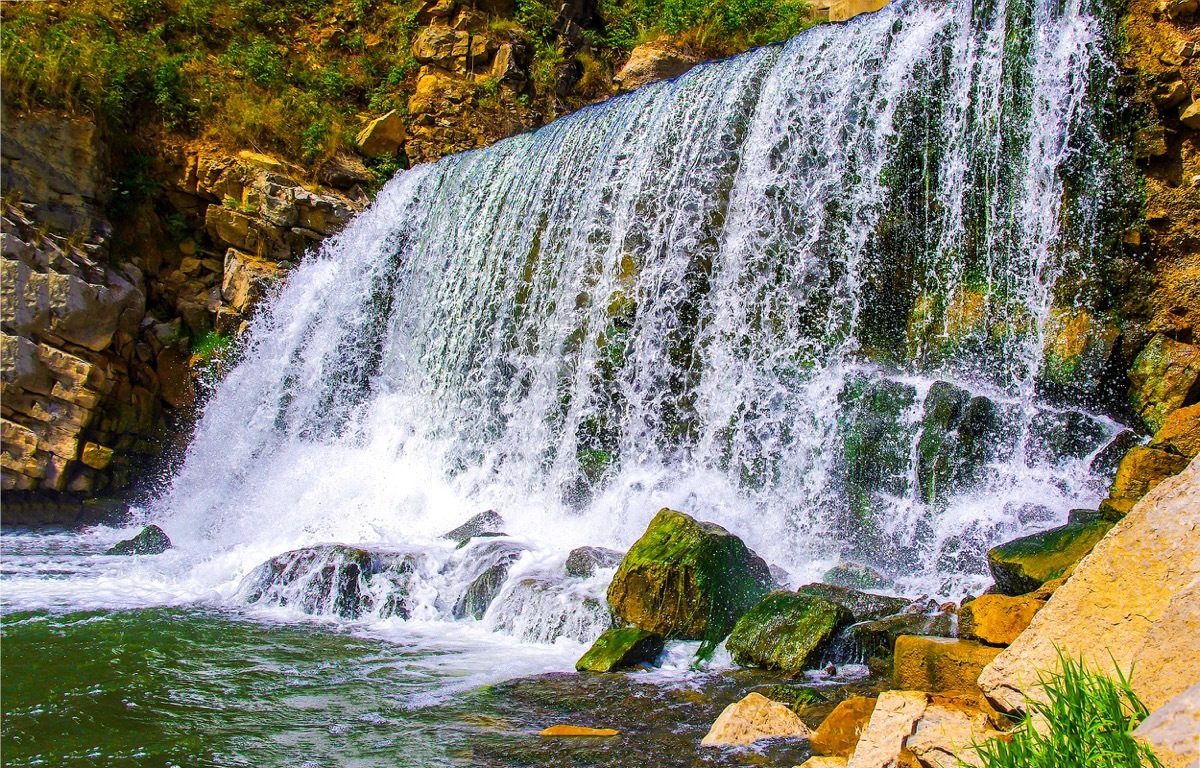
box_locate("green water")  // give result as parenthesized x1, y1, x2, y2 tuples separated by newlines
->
(1, 608, 840, 767)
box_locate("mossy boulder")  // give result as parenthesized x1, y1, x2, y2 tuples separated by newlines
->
(822, 562, 892, 591)
(848, 609, 954, 657)
(575, 627, 665, 672)
(105, 524, 172, 555)
(987, 520, 1114, 596)
(1026, 409, 1109, 465)
(1129, 334, 1200, 433)
(795, 583, 912, 622)
(1039, 307, 1120, 400)
(606, 508, 772, 642)
(916, 385, 1007, 507)
(726, 592, 853, 674)
(1149, 403, 1200, 459)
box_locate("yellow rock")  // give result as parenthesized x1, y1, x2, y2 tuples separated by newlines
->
(979, 456, 1200, 712)
(828, 0, 891, 22)
(811, 696, 877, 757)
(1109, 445, 1189, 503)
(797, 758, 850, 768)
(700, 692, 811, 747)
(893, 636, 1001, 694)
(958, 595, 1044, 646)
(846, 691, 927, 768)
(236, 150, 287, 173)
(538, 724, 618, 737)
(1149, 403, 1200, 459)
(79, 442, 114, 470)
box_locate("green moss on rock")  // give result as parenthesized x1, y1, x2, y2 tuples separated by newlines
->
(575, 627, 665, 672)
(606, 508, 773, 642)
(726, 591, 853, 674)
(987, 520, 1114, 596)
(795, 582, 911, 622)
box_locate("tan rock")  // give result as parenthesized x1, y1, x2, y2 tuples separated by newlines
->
(236, 150, 288, 173)
(1129, 334, 1200, 434)
(958, 595, 1044, 647)
(904, 702, 1007, 768)
(614, 42, 700, 92)
(1, 418, 45, 478)
(1134, 682, 1200, 768)
(700, 692, 811, 747)
(206, 205, 254, 252)
(355, 110, 406, 157)
(221, 248, 281, 314)
(979, 457, 1200, 712)
(1150, 403, 1200, 459)
(893, 637, 1001, 694)
(812, 696, 877, 757)
(829, 0, 891, 22)
(798, 758, 850, 768)
(80, 442, 114, 470)
(539, 724, 618, 737)
(847, 691, 927, 768)
(1109, 446, 1190, 504)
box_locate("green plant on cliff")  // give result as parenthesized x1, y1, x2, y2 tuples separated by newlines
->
(968, 653, 1162, 768)
(598, 0, 814, 53)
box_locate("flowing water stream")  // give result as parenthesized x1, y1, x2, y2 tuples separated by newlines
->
(2, 0, 1138, 763)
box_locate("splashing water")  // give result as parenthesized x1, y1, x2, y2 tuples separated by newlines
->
(5, 0, 1134, 651)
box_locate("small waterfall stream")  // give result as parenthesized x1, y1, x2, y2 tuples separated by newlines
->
(22, 0, 1138, 648)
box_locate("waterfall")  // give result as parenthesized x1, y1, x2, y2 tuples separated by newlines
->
(156, 0, 1131, 631)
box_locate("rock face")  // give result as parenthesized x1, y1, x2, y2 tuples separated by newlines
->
(958, 595, 1044, 647)
(575, 626, 665, 672)
(811, 696, 877, 757)
(105, 524, 172, 555)
(614, 42, 701, 92)
(1106, 445, 1191, 512)
(606, 508, 773, 642)
(902, 697, 1007, 768)
(986, 519, 1113, 595)
(726, 591, 853, 673)
(1149, 403, 1200, 459)
(699, 692, 811, 747)
(893, 636, 1002, 694)
(1134, 683, 1200, 768)
(979, 457, 1200, 712)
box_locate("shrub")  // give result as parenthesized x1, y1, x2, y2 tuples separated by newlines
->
(969, 653, 1163, 768)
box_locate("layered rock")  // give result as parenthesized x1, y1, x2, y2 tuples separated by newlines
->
(893, 636, 1002, 694)
(846, 691, 1005, 768)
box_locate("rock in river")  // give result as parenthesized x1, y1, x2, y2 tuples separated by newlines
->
(986, 519, 1113, 595)
(105, 524, 171, 555)
(726, 591, 852, 674)
(575, 626, 665, 673)
(700, 692, 811, 747)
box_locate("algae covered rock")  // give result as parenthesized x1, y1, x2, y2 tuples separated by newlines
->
(986, 519, 1113, 596)
(1129, 334, 1200, 434)
(575, 626, 665, 672)
(105, 524, 171, 555)
(795, 583, 912, 622)
(726, 591, 852, 674)
(606, 508, 772, 641)
(1149, 403, 1200, 459)
(823, 562, 892, 591)
(848, 609, 954, 657)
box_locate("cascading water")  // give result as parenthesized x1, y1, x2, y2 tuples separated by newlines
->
(5, 0, 1137, 655)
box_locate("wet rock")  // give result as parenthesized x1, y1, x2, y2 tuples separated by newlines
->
(1026, 409, 1109, 464)
(613, 42, 699, 92)
(442, 509, 505, 546)
(575, 626, 665, 672)
(1133, 683, 1200, 768)
(105, 524, 172, 555)
(1105, 445, 1189, 513)
(452, 538, 526, 619)
(726, 592, 853, 674)
(986, 519, 1113, 595)
(488, 576, 613, 643)
(565, 545, 623, 578)
(916, 385, 1005, 508)
(811, 696, 877, 757)
(1039, 307, 1120, 400)
(823, 563, 892, 591)
(980, 458, 1200, 712)
(754, 684, 828, 711)
(355, 110, 406, 157)
(1149, 403, 1200, 459)
(799, 759, 849, 768)
(1128, 334, 1200, 434)
(893, 636, 1001, 694)
(848, 610, 954, 658)
(539, 724, 619, 737)
(828, 0, 891, 21)
(700, 692, 811, 747)
(958, 595, 1044, 647)
(839, 376, 919, 536)
(606, 508, 772, 642)
(795, 583, 913, 623)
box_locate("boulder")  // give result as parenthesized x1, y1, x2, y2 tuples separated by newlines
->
(1105, 445, 1190, 514)
(699, 692, 811, 747)
(79, 441, 114, 470)
(986, 519, 1113, 595)
(1089, 429, 1141, 476)
(847, 692, 1004, 768)
(451, 538, 525, 619)
(1133, 683, 1200, 768)
(565, 545, 623, 578)
(1128, 334, 1200, 434)
(317, 151, 374, 190)
(811, 696, 877, 757)
(105, 524, 172, 555)
(979, 457, 1200, 712)
(613, 42, 700, 92)
(606, 508, 772, 642)
(539, 724, 618, 737)
(575, 627, 664, 672)
(726, 591, 853, 674)
(893, 636, 1001, 694)
(846, 691, 928, 768)
(355, 110, 406, 157)
(903, 698, 1008, 768)
(823, 562, 892, 591)
(1149, 403, 1200, 459)
(796, 583, 913, 622)
(828, 0, 891, 22)
(958, 595, 1044, 647)
(798, 759, 849, 768)
(849, 609, 954, 657)
(442, 509, 505, 546)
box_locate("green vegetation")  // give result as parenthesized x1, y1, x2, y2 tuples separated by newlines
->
(970, 654, 1162, 768)
(191, 329, 234, 364)
(597, 0, 815, 53)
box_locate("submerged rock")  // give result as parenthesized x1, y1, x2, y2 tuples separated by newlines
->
(795, 583, 912, 622)
(442, 509, 506, 547)
(606, 508, 772, 642)
(958, 595, 1044, 647)
(565, 546, 623, 578)
(700, 692, 811, 747)
(726, 592, 853, 674)
(986, 519, 1113, 595)
(488, 576, 613, 644)
(810, 696, 877, 757)
(892, 636, 1001, 694)
(575, 627, 665, 672)
(105, 524, 171, 555)
(451, 538, 527, 619)
(539, 724, 619, 737)
(822, 563, 892, 591)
